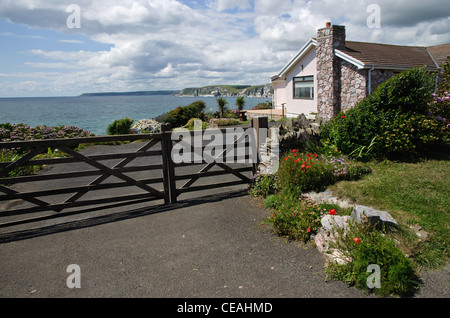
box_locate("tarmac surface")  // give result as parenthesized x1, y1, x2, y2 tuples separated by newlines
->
(0, 142, 448, 299)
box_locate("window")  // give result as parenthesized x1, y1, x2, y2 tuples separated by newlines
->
(293, 76, 314, 99)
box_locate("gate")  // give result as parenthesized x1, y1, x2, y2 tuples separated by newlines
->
(0, 120, 266, 233)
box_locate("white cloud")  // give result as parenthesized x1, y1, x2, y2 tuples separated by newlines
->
(0, 0, 448, 97)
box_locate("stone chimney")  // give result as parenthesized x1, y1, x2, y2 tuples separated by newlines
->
(316, 23, 346, 120)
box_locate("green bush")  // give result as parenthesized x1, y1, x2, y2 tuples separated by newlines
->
(107, 118, 134, 135)
(249, 173, 279, 197)
(379, 113, 446, 158)
(161, 101, 206, 128)
(276, 150, 370, 197)
(264, 192, 325, 243)
(325, 221, 418, 297)
(321, 67, 443, 160)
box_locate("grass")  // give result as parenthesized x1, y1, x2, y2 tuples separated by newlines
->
(328, 145, 450, 270)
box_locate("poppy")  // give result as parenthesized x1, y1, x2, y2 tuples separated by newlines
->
(354, 237, 361, 244)
(307, 227, 311, 233)
(329, 209, 337, 215)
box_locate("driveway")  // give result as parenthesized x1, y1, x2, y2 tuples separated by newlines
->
(0, 142, 448, 299)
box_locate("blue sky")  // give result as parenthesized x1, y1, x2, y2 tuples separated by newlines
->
(0, 0, 449, 97)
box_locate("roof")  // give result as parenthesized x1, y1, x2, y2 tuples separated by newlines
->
(272, 36, 450, 82)
(336, 41, 440, 70)
(427, 43, 450, 66)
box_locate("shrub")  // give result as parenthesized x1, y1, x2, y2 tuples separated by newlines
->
(379, 113, 446, 158)
(252, 102, 272, 110)
(184, 118, 211, 130)
(276, 150, 370, 196)
(1, 123, 94, 142)
(265, 192, 325, 243)
(107, 118, 134, 135)
(325, 220, 418, 297)
(209, 118, 241, 127)
(249, 173, 279, 197)
(161, 101, 206, 128)
(321, 67, 442, 160)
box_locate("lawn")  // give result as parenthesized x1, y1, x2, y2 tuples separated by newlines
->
(328, 144, 450, 270)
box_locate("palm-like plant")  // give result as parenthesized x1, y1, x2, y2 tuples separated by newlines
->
(236, 96, 246, 111)
(217, 97, 228, 118)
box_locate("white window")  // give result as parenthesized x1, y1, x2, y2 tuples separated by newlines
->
(294, 76, 314, 99)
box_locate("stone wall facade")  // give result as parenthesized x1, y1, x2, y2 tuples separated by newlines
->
(340, 61, 368, 112)
(316, 25, 346, 120)
(370, 69, 396, 93)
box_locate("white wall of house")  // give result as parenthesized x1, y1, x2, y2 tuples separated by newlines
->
(284, 46, 317, 117)
(272, 45, 318, 118)
(272, 79, 286, 111)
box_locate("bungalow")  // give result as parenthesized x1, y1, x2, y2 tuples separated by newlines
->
(271, 23, 450, 120)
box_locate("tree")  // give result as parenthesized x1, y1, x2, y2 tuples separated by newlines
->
(236, 96, 246, 111)
(217, 97, 228, 118)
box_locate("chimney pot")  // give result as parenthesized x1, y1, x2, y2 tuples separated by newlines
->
(326, 22, 331, 27)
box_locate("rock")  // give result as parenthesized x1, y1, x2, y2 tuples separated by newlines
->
(321, 215, 351, 231)
(314, 228, 352, 264)
(131, 119, 162, 133)
(351, 205, 397, 228)
(293, 114, 310, 129)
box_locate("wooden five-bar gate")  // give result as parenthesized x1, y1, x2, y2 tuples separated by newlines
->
(0, 120, 267, 232)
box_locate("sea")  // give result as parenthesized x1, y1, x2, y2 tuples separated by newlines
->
(0, 95, 271, 135)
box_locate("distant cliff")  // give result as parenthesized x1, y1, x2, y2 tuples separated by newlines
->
(177, 84, 273, 98)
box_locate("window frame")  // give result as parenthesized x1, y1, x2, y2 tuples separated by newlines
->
(293, 75, 315, 100)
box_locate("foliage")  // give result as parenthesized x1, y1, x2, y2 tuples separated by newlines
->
(184, 118, 212, 130)
(216, 97, 228, 118)
(107, 117, 134, 135)
(325, 220, 418, 297)
(236, 96, 246, 111)
(0, 123, 94, 141)
(156, 101, 206, 128)
(276, 150, 370, 197)
(428, 57, 450, 121)
(249, 173, 279, 197)
(209, 118, 241, 127)
(251, 102, 272, 110)
(378, 113, 446, 158)
(321, 67, 445, 160)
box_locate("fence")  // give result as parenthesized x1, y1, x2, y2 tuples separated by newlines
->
(0, 118, 269, 231)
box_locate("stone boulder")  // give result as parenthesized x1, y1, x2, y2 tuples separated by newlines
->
(131, 119, 162, 133)
(293, 114, 310, 129)
(351, 205, 398, 228)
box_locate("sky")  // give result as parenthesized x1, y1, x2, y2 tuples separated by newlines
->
(0, 0, 449, 97)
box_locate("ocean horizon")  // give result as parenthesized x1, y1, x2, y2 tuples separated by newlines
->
(0, 95, 271, 135)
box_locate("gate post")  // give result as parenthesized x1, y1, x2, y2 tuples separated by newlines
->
(161, 123, 177, 204)
(251, 116, 268, 176)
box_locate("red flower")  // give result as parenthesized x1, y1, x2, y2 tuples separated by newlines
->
(354, 237, 361, 244)
(306, 165, 311, 169)
(307, 227, 311, 233)
(292, 149, 297, 153)
(313, 154, 318, 157)
(295, 158, 301, 163)
(329, 209, 337, 215)
(307, 153, 312, 157)
(285, 156, 290, 161)
(341, 115, 345, 119)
